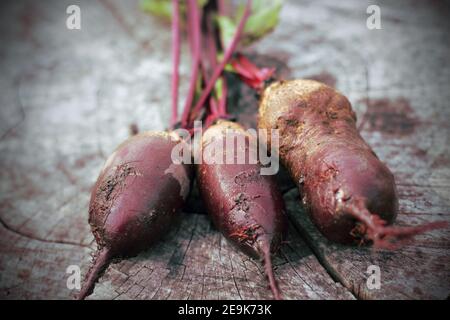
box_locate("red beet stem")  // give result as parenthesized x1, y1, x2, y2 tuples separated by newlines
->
(209, 96, 218, 116)
(201, 2, 228, 125)
(170, 0, 181, 129)
(204, 4, 218, 78)
(218, 75, 228, 116)
(343, 197, 447, 250)
(181, 0, 202, 128)
(217, 0, 226, 17)
(260, 242, 282, 300)
(188, 0, 252, 123)
(230, 54, 275, 91)
(77, 248, 112, 300)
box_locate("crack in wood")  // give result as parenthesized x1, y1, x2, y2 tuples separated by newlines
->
(0, 215, 90, 248)
(285, 211, 359, 298)
(0, 76, 27, 142)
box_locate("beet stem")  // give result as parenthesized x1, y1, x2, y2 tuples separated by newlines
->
(343, 197, 447, 250)
(170, 0, 181, 129)
(199, 2, 228, 126)
(180, 0, 202, 128)
(217, 0, 226, 18)
(261, 243, 282, 300)
(188, 0, 252, 122)
(218, 75, 228, 116)
(77, 248, 112, 300)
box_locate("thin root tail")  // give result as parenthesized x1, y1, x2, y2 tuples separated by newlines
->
(344, 197, 448, 250)
(77, 248, 112, 300)
(261, 243, 282, 300)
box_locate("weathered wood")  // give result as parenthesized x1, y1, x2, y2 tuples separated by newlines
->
(0, 0, 448, 300)
(87, 212, 353, 300)
(0, 223, 92, 300)
(0, 195, 353, 300)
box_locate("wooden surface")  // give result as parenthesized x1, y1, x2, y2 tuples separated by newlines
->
(0, 0, 449, 300)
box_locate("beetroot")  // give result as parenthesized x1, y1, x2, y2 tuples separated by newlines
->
(78, 131, 192, 299)
(196, 120, 287, 299)
(258, 79, 445, 248)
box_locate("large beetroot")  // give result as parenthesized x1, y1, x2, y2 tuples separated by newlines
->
(258, 79, 445, 248)
(78, 131, 192, 299)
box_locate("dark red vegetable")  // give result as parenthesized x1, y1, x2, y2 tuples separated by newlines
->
(196, 120, 287, 299)
(258, 79, 445, 248)
(78, 131, 192, 299)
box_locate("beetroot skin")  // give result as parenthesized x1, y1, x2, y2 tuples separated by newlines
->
(196, 121, 287, 299)
(259, 79, 444, 248)
(78, 131, 192, 299)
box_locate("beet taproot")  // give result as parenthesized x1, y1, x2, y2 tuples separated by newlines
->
(78, 131, 192, 299)
(258, 79, 445, 248)
(196, 120, 287, 299)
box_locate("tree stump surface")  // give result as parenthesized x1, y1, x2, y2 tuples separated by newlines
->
(0, 0, 448, 300)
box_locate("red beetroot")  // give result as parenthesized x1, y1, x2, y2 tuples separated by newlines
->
(78, 131, 192, 299)
(258, 79, 446, 248)
(196, 121, 287, 299)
